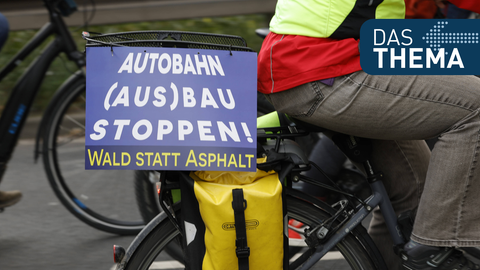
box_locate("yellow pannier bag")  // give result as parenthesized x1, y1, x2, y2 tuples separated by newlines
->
(179, 162, 288, 270)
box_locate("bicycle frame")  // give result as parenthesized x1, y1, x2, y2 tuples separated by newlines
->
(0, 1, 85, 181)
(295, 134, 406, 269)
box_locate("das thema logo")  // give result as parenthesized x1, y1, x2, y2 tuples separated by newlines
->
(360, 19, 480, 75)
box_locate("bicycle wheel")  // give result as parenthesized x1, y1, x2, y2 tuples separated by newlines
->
(123, 195, 384, 270)
(42, 74, 144, 235)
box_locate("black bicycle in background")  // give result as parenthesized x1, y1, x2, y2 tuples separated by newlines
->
(1, 0, 305, 236)
(0, 0, 144, 235)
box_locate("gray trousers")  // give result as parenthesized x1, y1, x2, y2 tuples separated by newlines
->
(266, 71, 480, 270)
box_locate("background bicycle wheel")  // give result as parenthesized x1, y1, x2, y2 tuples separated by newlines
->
(42, 74, 144, 235)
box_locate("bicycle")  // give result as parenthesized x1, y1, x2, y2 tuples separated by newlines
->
(93, 30, 480, 270)
(0, 0, 145, 235)
(115, 108, 480, 269)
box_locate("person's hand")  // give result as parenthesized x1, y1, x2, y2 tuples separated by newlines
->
(434, 0, 447, 9)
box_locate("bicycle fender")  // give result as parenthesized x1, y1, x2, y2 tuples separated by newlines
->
(34, 71, 85, 162)
(115, 203, 181, 270)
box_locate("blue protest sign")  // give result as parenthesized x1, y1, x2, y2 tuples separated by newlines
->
(360, 19, 480, 75)
(85, 47, 257, 171)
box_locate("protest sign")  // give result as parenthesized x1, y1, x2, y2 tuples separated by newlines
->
(85, 46, 257, 171)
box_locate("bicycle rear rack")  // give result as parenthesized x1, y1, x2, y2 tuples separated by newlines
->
(82, 30, 255, 52)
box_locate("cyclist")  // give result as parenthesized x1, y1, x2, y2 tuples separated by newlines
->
(0, 12, 22, 209)
(257, 0, 480, 269)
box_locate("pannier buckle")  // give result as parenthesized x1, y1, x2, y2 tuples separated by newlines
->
(235, 238, 250, 258)
(235, 246, 250, 258)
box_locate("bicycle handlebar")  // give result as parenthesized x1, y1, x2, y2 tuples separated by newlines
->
(43, 0, 78, 17)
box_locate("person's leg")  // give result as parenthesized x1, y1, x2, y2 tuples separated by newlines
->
(267, 71, 480, 268)
(0, 12, 9, 51)
(367, 140, 429, 270)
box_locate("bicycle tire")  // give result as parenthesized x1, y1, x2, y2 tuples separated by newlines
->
(134, 171, 161, 224)
(133, 170, 186, 261)
(122, 194, 384, 270)
(42, 73, 144, 235)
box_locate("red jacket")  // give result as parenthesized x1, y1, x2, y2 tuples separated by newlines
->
(257, 33, 361, 94)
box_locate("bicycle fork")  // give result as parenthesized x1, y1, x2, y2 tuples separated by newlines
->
(298, 191, 383, 270)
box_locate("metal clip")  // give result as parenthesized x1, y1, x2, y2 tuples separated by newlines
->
(317, 227, 329, 239)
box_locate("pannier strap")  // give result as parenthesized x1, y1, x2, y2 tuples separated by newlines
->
(232, 189, 250, 270)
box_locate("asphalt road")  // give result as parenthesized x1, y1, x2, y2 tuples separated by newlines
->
(0, 139, 137, 270)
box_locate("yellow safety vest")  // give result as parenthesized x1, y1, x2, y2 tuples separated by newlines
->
(270, 0, 405, 39)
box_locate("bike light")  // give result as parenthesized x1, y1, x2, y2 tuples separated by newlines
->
(113, 245, 125, 263)
(156, 182, 161, 195)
